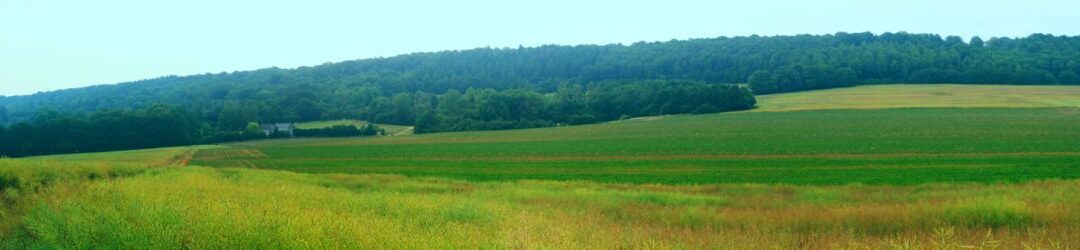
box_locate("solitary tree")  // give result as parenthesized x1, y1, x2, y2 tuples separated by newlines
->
(245, 122, 262, 134)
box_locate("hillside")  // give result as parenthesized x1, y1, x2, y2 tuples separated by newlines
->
(1, 33, 1079, 126)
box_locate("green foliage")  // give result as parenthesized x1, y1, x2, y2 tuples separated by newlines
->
(1058, 70, 1080, 84)
(748, 64, 858, 94)
(244, 122, 261, 134)
(970, 36, 985, 47)
(216, 102, 260, 131)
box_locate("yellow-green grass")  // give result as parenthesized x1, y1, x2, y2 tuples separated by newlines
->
(3, 163, 1079, 248)
(754, 84, 1080, 112)
(294, 119, 414, 135)
(0, 159, 157, 235)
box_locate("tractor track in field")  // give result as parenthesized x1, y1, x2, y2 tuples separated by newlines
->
(158, 149, 196, 167)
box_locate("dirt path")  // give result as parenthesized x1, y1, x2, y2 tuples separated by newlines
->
(159, 149, 196, 167)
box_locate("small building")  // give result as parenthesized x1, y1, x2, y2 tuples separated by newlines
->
(260, 123, 295, 137)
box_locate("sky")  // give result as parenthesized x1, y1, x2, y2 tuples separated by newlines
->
(1, 0, 1078, 96)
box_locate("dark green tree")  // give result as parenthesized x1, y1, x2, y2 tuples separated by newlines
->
(970, 36, 985, 47)
(1058, 70, 1080, 85)
(414, 111, 439, 134)
(216, 102, 258, 130)
(0, 105, 7, 123)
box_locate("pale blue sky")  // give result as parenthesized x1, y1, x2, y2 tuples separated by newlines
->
(1, 0, 1077, 96)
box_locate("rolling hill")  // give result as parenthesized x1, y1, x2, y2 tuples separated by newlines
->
(5, 84, 1080, 248)
(2, 33, 1079, 126)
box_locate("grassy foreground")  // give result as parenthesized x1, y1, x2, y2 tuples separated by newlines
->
(2, 158, 1079, 248)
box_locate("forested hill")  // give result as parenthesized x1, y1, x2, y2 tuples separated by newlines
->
(2, 32, 1080, 125)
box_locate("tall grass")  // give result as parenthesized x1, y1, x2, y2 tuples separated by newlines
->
(4, 165, 1079, 248)
(1, 147, 197, 237)
(0, 159, 154, 236)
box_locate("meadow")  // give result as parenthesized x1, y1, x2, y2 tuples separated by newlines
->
(754, 84, 1080, 112)
(3, 84, 1080, 248)
(3, 158, 1080, 248)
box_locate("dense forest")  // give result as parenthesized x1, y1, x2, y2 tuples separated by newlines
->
(410, 80, 755, 133)
(0, 105, 200, 157)
(2, 32, 1079, 157)
(0, 82, 752, 157)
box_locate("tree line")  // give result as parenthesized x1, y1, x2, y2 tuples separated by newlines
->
(0, 81, 753, 157)
(2, 32, 1078, 126)
(0, 105, 199, 157)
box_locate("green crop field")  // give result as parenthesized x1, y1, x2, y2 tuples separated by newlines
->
(5, 84, 1080, 248)
(191, 108, 1080, 185)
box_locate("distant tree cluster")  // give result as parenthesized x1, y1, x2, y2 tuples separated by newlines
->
(294, 124, 383, 137)
(370, 81, 755, 133)
(0, 105, 199, 157)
